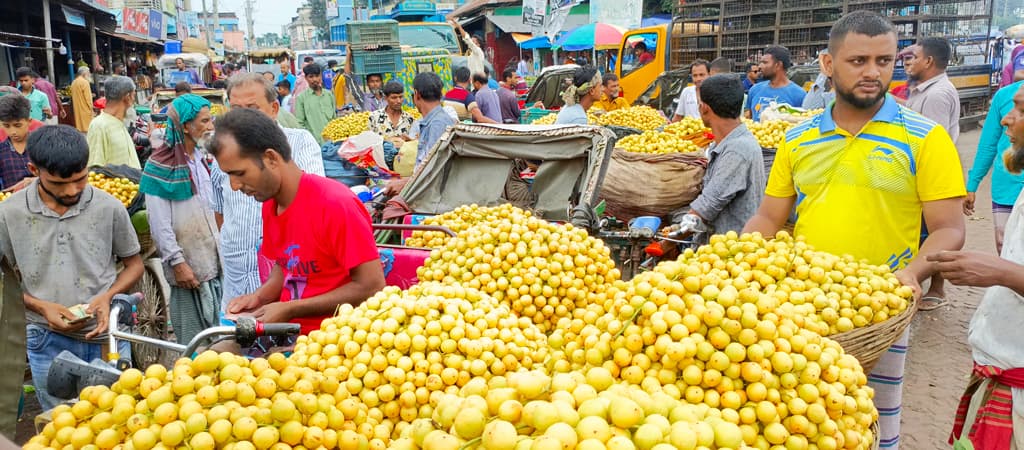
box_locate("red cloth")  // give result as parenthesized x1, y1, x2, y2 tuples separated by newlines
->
(260, 174, 380, 334)
(639, 52, 655, 65)
(890, 84, 909, 100)
(0, 119, 43, 142)
(951, 364, 1024, 449)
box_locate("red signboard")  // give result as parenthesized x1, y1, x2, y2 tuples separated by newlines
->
(122, 8, 150, 36)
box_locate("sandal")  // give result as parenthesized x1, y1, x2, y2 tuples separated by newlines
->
(919, 296, 948, 311)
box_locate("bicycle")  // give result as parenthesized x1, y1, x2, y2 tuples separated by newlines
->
(45, 292, 300, 402)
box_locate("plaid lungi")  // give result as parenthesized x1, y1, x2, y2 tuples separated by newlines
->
(951, 363, 1024, 449)
(169, 278, 222, 346)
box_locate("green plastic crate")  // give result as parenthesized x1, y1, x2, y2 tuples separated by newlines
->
(345, 20, 399, 49)
(521, 107, 555, 124)
(351, 48, 403, 76)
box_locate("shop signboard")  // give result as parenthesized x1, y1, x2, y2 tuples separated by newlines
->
(179, 11, 200, 38)
(121, 8, 150, 37)
(163, 0, 177, 16)
(81, 0, 110, 9)
(149, 10, 165, 40)
(62, 6, 87, 27)
(522, 0, 544, 26)
(326, 0, 339, 18)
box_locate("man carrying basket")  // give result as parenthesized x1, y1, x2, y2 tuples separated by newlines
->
(743, 11, 967, 449)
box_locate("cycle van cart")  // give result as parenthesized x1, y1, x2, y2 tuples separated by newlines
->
(373, 122, 707, 280)
(36, 220, 455, 431)
(376, 123, 616, 242)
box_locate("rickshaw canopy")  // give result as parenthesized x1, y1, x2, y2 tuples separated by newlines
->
(397, 124, 614, 226)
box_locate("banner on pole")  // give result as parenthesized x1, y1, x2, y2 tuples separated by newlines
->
(590, 0, 641, 30)
(522, 0, 544, 27)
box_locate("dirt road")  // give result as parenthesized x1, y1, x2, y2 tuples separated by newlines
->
(902, 126, 992, 449)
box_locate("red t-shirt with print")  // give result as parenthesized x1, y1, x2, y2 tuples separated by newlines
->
(260, 173, 379, 334)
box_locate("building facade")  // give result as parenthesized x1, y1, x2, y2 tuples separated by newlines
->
(288, 7, 317, 51)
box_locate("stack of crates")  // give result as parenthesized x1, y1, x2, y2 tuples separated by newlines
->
(346, 20, 402, 76)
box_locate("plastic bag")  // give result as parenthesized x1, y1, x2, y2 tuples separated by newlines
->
(338, 131, 396, 177)
(759, 102, 811, 124)
(393, 140, 419, 177)
(321, 140, 370, 187)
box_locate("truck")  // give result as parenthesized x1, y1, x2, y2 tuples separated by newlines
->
(617, 18, 994, 126)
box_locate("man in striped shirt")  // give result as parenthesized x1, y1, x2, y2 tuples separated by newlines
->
(212, 73, 325, 317)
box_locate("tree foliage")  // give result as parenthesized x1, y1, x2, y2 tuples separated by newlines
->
(256, 32, 282, 48)
(307, 0, 330, 44)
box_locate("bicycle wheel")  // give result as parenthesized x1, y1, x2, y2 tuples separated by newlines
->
(131, 266, 169, 369)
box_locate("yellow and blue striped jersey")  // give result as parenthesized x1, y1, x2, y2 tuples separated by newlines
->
(765, 95, 965, 268)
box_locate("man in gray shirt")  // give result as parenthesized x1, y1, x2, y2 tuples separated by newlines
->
(0, 125, 142, 411)
(385, 72, 456, 196)
(472, 71, 502, 123)
(904, 37, 961, 309)
(671, 74, 766, 245)
(905, 37, 961, 142)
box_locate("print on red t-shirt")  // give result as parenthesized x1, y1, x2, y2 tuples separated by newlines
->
(259, 173, 380, 334)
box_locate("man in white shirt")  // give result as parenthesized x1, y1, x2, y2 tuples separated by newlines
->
(672, 59, 710, 122)
(213, 73, 326, 313)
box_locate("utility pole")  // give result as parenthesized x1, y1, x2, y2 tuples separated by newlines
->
(202, 0, 212, 50)
(213, 0, 220, 51)
(245, 0, 255, 50)
(42, 0, 55, 84)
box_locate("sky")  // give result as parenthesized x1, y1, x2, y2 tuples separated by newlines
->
(206, 0, 306, 37)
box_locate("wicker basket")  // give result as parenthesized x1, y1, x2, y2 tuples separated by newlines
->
(831, 295, 918, 373)
(136, 229, 156, 259)
(871, 421, 880, 449)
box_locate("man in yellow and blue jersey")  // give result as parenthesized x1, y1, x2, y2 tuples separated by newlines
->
(744, 10, 967, 449)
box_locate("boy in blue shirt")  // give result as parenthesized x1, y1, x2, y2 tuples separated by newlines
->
(745, 46, 806, 121)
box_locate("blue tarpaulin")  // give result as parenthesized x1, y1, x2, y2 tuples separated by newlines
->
(519, 35, 552, 49)
(641, 15, 672, 28)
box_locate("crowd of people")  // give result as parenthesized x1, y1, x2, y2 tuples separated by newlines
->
(1, 8, 1024, 448)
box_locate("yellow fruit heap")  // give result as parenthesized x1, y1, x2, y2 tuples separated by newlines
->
(530, 112, 598, 125)
(402, 106, 421, 120)
(26, 282, 552, 450)
(27, 206, 897, 450)
(675, 231, 912, 336)
(530, 114, 558, 125)
(535, 253, 880, 449)
(416, 207, 620, 333)
(617, 131, 702, 154)
(89, 172, 139, 208)
(406, 330, 875, 450)
(322, 112, 371, 142)
(744, 119, 794, 149)
(209, 104, 227, 116)
(664, 117, 709, 137)
(405, 204, 521, 249)
(598, 106, 666, 131)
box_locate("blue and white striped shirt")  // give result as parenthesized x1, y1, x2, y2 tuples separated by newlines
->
(210, 125, 326, 308)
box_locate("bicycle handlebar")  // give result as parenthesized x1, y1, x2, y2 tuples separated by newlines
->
(258, 322, 301, 338)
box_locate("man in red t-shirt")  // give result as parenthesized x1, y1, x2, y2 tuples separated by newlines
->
(210, 109, 385, 335)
